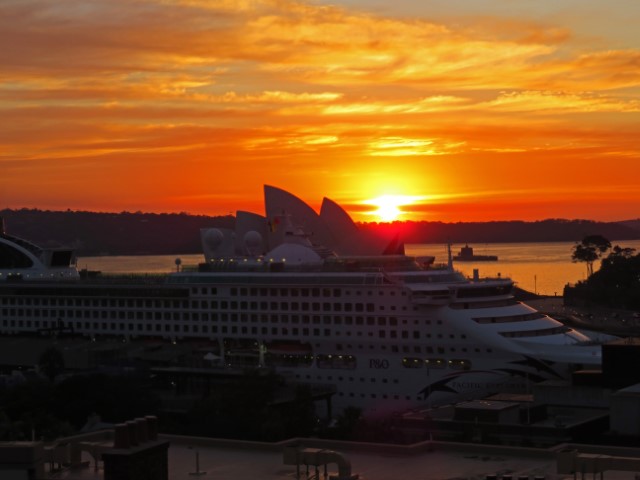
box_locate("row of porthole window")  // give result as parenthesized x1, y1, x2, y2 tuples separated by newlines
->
(0, 310, 440, 339)
(0, 319, 490, 358)
(0, 297, 187, 308)
(225, 287, 404, 298)
(1, 298, 386, 314)
(0, 318, 477, 354)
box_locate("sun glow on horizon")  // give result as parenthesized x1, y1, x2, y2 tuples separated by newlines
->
(363, 195, 425, 222)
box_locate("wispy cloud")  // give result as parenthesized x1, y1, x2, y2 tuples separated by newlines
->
(1, 0, 639, 219)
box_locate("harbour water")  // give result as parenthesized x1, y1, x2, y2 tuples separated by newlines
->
(408, 241, 638, 296)
(77, 240, 640, 296)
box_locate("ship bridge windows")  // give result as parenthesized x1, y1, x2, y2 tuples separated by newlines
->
(500, 325, 571, 338)
(473, 312, 547, 324)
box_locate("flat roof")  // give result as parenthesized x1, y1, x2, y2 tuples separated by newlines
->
(10, 433, 640, 480)
(19, 433, 562, 480)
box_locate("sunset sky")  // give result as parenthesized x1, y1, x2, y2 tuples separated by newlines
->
(2, 0, 639, 222)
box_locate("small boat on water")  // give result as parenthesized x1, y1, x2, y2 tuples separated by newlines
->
(453, 244, 498, 262)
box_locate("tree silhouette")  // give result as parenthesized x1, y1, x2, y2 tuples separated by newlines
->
(605, 245, 637, 263)
(567, 245, 640, 310)
(571, 235, 612, 277)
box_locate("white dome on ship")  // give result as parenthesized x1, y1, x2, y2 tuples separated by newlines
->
(266, 243, 322, 265)
(243, 230, 263, 255)
(204, 228, 224, 250)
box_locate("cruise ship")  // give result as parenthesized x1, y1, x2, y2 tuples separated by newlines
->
(0, 187, 606, 415)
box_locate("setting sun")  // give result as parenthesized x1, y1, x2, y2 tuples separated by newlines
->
(363, 195, 424, 222)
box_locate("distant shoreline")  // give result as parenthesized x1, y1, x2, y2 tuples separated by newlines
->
(2, 208, 639, 256)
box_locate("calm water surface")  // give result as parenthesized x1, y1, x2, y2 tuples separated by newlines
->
(409, 240, 640, 295)
(78, 240, 640, 296)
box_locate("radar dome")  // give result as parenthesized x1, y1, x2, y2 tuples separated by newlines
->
(243, 230, 263, 255)
(204, 228, 224, 250)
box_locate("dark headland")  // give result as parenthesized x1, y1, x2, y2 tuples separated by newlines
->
(1, 208, 639, 256)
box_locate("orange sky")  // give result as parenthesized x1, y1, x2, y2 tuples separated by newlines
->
(1, 0, 639, 222)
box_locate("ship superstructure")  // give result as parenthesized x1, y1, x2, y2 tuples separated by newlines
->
(0, 187, 605, 415)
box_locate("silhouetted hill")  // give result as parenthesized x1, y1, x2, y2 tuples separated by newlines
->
(618, 219, 640, 236)
(0, 209, 234, 255)
(1, 209, 638, 256)
(361, 218, 640, 244)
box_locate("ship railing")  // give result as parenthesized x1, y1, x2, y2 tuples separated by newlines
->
(466, 274, 511, 283)
(410, 290, 452, 305)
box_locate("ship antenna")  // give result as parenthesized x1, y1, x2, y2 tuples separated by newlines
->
(447, 242, 453, 270)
